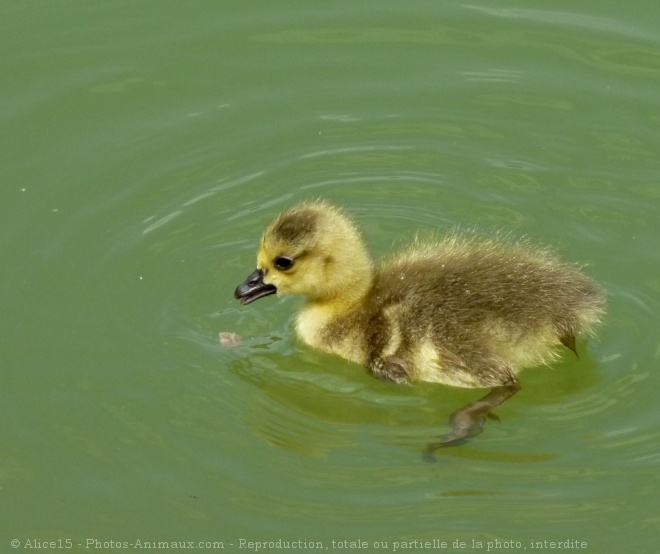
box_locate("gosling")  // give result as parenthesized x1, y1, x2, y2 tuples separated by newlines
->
(234, 200, 605, 450)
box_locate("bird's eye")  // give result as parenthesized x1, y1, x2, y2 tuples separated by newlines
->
(274, 256, 294, 271)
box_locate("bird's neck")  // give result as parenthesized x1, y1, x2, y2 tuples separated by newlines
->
(295, 274, 373, 366)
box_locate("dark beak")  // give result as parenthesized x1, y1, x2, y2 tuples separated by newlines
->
(234, 268, 277, 305)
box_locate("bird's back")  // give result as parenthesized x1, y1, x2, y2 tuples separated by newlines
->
(368, 236, 604, 385)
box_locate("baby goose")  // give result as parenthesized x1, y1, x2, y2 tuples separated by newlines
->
(235, 200, 605, 451)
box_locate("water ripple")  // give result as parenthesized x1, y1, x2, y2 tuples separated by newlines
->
(463, 6, 659, 42)
(300, 145, 413, 160)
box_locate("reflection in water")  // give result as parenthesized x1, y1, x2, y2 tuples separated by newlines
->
(319, 114, 362, 122)
(253, 27, 492, 46)
(254, 17, 660, 76)
(474, 94, 573, 110)
(460, 68, 524, 83)
(462, 6, 651, 39)
(300, 145, 412, 159)
(475, 170, 544, 193)
(142, 210, 182, 234)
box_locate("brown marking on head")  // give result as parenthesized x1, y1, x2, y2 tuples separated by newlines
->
(270, 210, 318, 244)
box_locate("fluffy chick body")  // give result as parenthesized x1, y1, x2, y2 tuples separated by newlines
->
(236, 201, 605, 388)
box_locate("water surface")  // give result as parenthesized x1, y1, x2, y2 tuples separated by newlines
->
(1, 2, 659, 553)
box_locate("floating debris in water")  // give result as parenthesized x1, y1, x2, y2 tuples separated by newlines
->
(219, 332, 242, 347)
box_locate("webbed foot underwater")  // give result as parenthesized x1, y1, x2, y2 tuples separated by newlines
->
(234, 200, 606, 455)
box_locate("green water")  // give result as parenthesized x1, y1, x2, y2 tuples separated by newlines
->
(2, 1, 659, 553)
